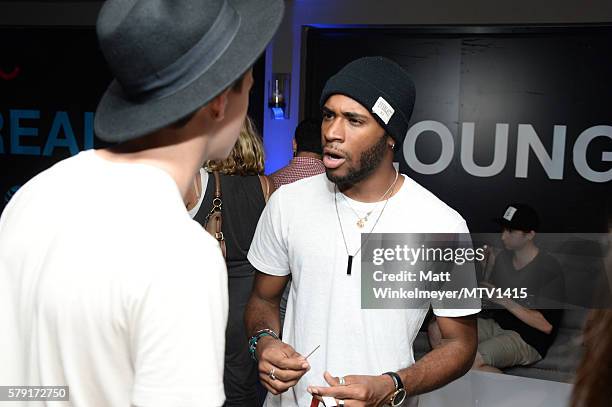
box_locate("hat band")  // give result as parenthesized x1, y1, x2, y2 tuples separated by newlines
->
(123, 1, 241, 102)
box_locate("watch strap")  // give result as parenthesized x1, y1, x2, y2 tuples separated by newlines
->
(383, 371, 404, 391)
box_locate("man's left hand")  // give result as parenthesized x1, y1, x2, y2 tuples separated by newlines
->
(307, 371, 396, 407)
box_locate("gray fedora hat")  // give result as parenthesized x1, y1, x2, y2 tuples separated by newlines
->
(94, 0, 284, 143)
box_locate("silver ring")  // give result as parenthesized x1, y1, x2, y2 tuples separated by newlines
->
(338, 400, 345, 406)
(338, 376, 346, 386)
(268, 367, 277, 381)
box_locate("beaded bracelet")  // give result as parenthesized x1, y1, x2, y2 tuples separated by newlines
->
(248, 328, 280, 360)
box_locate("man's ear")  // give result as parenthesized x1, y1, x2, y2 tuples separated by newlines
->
(386, 133, 395, 150)
(527, 230, 536, 241)
(208, 88, 230, 121)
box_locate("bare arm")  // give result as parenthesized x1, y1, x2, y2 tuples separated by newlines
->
(244, 271, 289, 338)
(399, 314, 477, 396)
(309, 314, 477, 405)
(481, 282, 553, 334)
(244, 271, 309, 395)
(500, 300, 552, 334)
(499, 272, 564, 335)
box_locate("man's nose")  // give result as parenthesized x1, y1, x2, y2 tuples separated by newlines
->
(323, 118, 344, 143)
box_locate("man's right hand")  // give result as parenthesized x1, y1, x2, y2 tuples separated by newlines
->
(479, 244, 497, 280)
(256, 336, 310, 395)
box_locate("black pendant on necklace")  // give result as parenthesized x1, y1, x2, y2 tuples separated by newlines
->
(347, 255, 353, 275)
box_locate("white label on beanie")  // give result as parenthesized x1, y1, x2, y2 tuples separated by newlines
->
(503, 206, 517, 221)
(372, 96, 395, 125)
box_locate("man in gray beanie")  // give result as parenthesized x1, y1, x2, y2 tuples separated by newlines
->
(246, 57, 479, 407)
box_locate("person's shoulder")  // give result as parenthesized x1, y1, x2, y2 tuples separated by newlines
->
(45, 150, 101, 178)
(264, 174, 328, 218)
(126, 199, 220, 256)
(270, 163, 290, 178)
(400, 175, 466, 225)
(1, 151, 99, 218)
(21, 151, 92, 186)
(275, 172, 328, 194)
(143, 217, 225, 275)
(169, 215, 221, 252)
(537, 250, 563, 273)
(269, 162, 294, 183)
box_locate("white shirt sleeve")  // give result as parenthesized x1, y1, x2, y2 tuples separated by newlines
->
(129, 234, 228, 407)
(432, 220, 482, 318)
(247, 190, 291, 276)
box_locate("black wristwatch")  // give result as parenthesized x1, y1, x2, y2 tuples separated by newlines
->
(383, 371, 407, 406)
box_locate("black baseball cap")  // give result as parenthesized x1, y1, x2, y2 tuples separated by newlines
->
(494, 203, 540, 232)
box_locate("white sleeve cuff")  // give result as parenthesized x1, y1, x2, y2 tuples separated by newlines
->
(433, 308, 481, 318)
(248, 253, 290, 277)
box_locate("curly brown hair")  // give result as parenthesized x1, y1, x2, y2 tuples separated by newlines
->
(206, 116, 265, 175)
(571, 309, 612, 407)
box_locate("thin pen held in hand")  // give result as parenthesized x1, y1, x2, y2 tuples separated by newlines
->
(305, 344, 320, 360)
(292, 344, 320, 403)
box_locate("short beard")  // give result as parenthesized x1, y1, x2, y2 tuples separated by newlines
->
(326, 134, 388, 189)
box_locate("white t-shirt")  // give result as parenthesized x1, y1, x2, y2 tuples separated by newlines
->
(248, 173, 480, 407)
(0, 150, 228, 407)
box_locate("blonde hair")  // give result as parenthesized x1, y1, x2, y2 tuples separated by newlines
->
(206, 116, 265, 175)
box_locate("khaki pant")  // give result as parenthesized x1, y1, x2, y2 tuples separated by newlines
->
(477, 317, 542, 368)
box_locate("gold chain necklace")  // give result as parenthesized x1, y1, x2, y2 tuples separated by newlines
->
(334, 171, 399, 275)
(341, 171, 399, 228)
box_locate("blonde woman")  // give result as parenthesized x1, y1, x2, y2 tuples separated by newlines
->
(186, 116, 273, 407)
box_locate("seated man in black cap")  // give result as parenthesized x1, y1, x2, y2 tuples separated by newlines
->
(0, 1, 283, 406)
(245, 56, 479, 407)
(475, 204, 565, 372)
(431, 203, 565, 373)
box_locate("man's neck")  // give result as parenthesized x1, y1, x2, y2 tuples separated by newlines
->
(295, 151, 321, 160)
(513, 243, 539, 269)
(339, 164, 402, 203)
(185, 170, 202, 211)
(96, 128, 209, 201)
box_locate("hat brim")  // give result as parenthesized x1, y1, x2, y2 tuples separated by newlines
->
(493, 218, 511, 228)
(492, 217, 534, 232)
(94, 0, 284, 143)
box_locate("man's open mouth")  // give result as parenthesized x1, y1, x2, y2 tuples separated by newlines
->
(323, 148, 346, 169)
